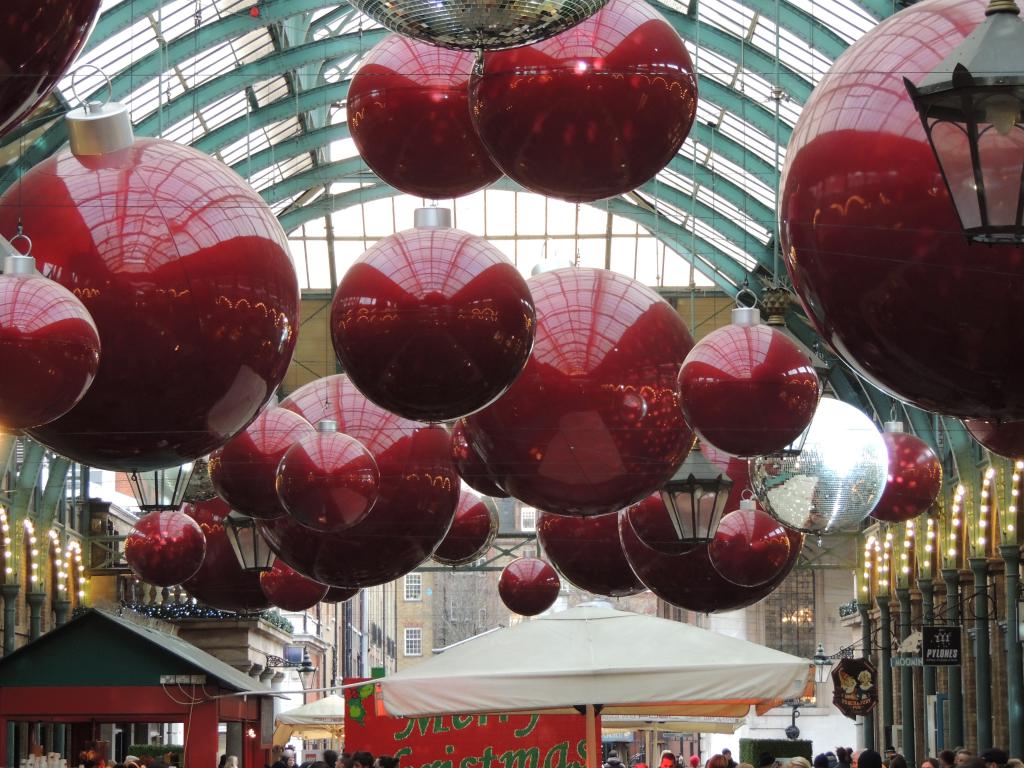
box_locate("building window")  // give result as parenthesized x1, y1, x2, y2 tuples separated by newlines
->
(404, 573, 422, 601)
(764, 570, 816, 658)
(404, 627, 422, 656)
(520, 506, 536, 531)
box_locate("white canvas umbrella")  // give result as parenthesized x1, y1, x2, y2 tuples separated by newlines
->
(273, 694, 347, 744)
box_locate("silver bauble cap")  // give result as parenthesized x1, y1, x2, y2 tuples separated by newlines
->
(414, 207, 453, 229)
(67, 101, 134, 156)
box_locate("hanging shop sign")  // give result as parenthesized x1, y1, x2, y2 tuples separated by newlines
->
(922, 626, 962, 666)
(831, 658, 878, 720)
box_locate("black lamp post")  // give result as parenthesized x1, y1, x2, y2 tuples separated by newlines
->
(904, 0, 1024, 244)
(223, 512, 276, 573)
(127, 464, 194, 512)
(659, 444, 733, 545)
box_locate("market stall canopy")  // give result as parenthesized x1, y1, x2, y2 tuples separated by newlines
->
(273, 694, 346, 744)
(601, 716, 745, 735)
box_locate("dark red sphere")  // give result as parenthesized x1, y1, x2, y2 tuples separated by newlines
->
(209, 408, 314, 520)
(470, 0, 697, 203)
(260, 375, 459, 588)
(276, 428, 380, 532)
(0, 139, 299, 470)
(347, 35, 502, 199)
(259, 559, 329, 612)
(964, 418, 1024, 458)
(124, 510, 206, 587)
(621, 493, 694, 556)
(498, 557, 561, 616)
(463, 268, 695, 516)
(0, 267, 100, 430)
(323, 585, 360, 603)
(708, 503, 794, 588)
(870, 431, 942, 523)
(433, 491, 499, 566)
(330, 222, 535, 422)
(780, 0, 1024, 420)
(679, 321, 820, 457)
(0, 1, 101, 138)
(537, 511, 645, 597)
(451, 420, 509, 498)
(182, 498, 272, 613)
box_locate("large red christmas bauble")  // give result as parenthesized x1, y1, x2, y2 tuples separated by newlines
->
(622, 493, 693, 556)
(432, 491, 499, 566)
(780, 0, 1024, 420)
(0, 261, 100, 430)
(260, 375, 459, 588)
(124, 510, 206, 587)
(470, 0, 697, 203)
(276, 426, 380, 532)
(182, 498, 271, 613)
(707, 500, 793, 588)
(678, 312, 820, 457)
(462, 268, 695, 516)
(347, 36, 502, 199)
(0, 139, 299, 470)
(498, 557, 561, 617)
(209, 408, 314, 520)
(870, 430, 942, 523)
(964, 418, 1024, 458)
(537, 511, 645, 597)
(0, 1, 101, 138)
(259, 559, 329, 612)
(323, 586, 360, 603)
(451, 420, 509, 498)
(330, 216, 535, 422)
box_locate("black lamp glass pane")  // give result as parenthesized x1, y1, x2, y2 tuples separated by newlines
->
(929, 118, 983, 231)
(977, 123, 1024, 228)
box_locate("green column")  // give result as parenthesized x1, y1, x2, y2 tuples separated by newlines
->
(970, 558, 992, 750)
(53, 600, 71, 628)
(1001, 545, 1023, 758)
(942, 568, 964, 747)
(25, 592, 45, 641)
(1, 583, 19, 654)
(919, 580, 937, 743)
(860, 605, 876, 750)
(896, 588, 916, 765)
(877, 597, 895, 744)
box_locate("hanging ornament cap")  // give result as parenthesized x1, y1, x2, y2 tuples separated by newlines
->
(67, 101, 134, 157)
(885, 420, 905, 433)
(413, 207, 452, 229)
(316, 419, 338, 433)
(738, 496, 758, 512)
(730, 306, 761, 327)
(1, 234, 35, 275)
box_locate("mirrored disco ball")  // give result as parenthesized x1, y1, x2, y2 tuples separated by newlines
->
(749, 398, 887, 534)
(349, 0, 610, 51)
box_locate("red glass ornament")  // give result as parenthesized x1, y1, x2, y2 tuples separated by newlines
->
(463, 268, 695, 516)
(965, 418, 1024, 458)
(451, 420, 509, 498)
(276, 426, 380, 532)
(348, 36, 502, 199)
(330, 219, 535, 422)
(124, 510, 206, 587)
(182, 498, 271, 612)
(433, 491, 499, 566)
(470, 0, 697, 203)
(707, 500, 793, 588)
(537, 511, 645, 597)
(259, 559, 329, 612)
(209, 408, 314, 520)
(780, 0, 1024, 420)
(0, 261, 100, 430)
(0, 139, 299, 470)
(323, 585, 360, 603)
(0, 1, 101, 138)
(871, 431, 942, 523)
(678, 313, 820, 457)
(260, 375, 459, 588)
(498, 557, 561, 616)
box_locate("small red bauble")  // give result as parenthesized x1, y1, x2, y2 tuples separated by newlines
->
(462, 268, 695, 516)
(451, 420, 509, 498)
(347, 36, 502, 199)
(965, 418, 1024, 458)
(331, 212, 535, 422)
(708, 499, 794, 588)
(678, 309, 820, 457)
(260, 560, 329, 612)
(323, 586, 360, 603)
(470, 0, 697, 203)
(209, 408, 314, 520)
(433, 491, 499, 566)
(871, 428, 942, 523)
(537, 511, 645, 597)
(183, 498, 271, 613)
(498, 557, 561, 617)
(276, 423, 380, 532)
(124, 510, 206, 587)
(0, 256, 100, 430)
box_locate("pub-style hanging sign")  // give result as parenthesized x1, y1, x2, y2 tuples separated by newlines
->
(922, 626, 962, 666)
(832, 657, 878, 720)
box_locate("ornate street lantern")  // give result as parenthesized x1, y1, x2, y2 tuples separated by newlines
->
(659, 444, 733, 545)
(813, 642, 833, 684)
(297, 647, 317, 690)
(223, 512, 276, 573)
(127, 464, 194, 512)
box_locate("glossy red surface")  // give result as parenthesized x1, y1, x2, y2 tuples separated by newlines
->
(124, 510, 206, 588)
(0, 139, 299, 470)
(470, 0, 697, 203)
(622, 493, 694, 556)
(463, 268, 695, 516)
(498, 557, 561, 617)
(0, 1, 101, 138)
(276, 429, 380, 532)
(707, 505, 793, 588)
(0, 270, 100, 430)
(209, 408, 314, 520)
(261, 375, 459, 588)
(965, 418, 1024, 458)
(182, 498, 272, 613)
(322, 585, 360, 603)
(348, 35, 502, 199)
(432, 491, 499, 566)
(537, 510, 645, 597)
(450, 420, 510, 498)
(331, 225, 535, 422)
(679, 324, 819, 457)
(780, 0, 1024, 419)
(259, 559, 329, 612)
(870, 431, 942, 523)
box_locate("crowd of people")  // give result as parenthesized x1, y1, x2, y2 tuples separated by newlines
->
(262, 746, 399, 768)
(606, 746, 1023, 768)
